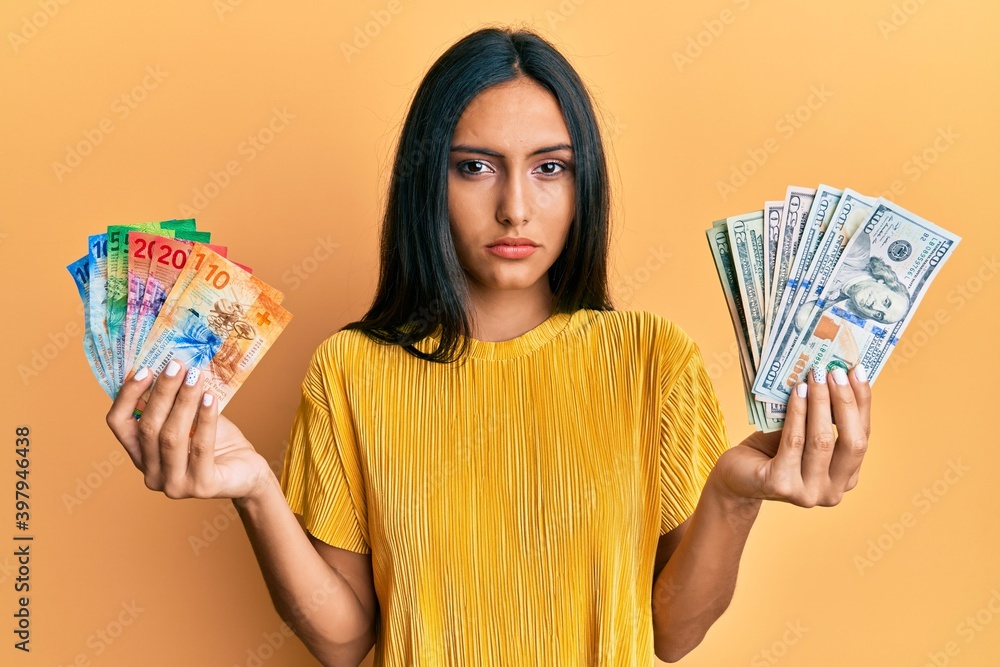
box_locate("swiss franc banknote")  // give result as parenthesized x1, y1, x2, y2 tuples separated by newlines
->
(69, 223, 289, 414)
(125, 232, 226, 376)
(130, 245, 289, 414)
(66, 255, 114, 397)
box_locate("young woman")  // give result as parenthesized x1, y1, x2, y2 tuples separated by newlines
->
(105, 26, 871, 666)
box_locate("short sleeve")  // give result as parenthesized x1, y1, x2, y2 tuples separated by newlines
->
(658, 332, 731, 535)
(280, 337, 371, 554)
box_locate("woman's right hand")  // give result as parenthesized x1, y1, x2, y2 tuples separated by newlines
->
(106, 359, 274, 502)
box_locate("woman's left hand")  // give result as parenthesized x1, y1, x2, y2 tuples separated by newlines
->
(713, 364, 872, 507)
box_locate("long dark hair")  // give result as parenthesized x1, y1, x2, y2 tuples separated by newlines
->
(340, 25, 615, 364)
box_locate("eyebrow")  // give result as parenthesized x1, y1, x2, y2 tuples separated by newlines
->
(449, 143, 573, 158)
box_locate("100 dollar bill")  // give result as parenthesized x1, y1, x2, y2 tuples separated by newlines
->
(707, 220, 784, 432)
(765, 186, 816, 339)
(754, 190, 876, 402)
(755, 198, 960, 404)
(761, 186, 843, 357)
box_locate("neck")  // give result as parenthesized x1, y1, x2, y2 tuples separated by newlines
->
(465, 282, 555, 342)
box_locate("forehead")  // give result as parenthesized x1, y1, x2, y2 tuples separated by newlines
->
(452, 78, 571, 150)
(887, 291, 908, 310)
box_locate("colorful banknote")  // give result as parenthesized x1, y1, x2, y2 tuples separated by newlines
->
(69, 222, 290, 414)
(67, 255, 114, 398)
(107, 220, 198, 390)
(125, 232, 226, 376)
(86, 234, 115, 392)
(130, 245, 290, 415)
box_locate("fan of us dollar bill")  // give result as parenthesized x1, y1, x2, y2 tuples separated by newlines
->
(706, 186, 960, 432)
(67, 218, 293, 414)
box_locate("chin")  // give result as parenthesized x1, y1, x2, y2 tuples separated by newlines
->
(488, 277, 545, 291)
(475, 269, 547, 291)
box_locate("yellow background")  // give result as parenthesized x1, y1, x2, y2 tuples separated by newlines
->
(3, 0, 998, 665)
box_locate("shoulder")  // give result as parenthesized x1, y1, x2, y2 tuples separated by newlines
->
(580, 309, 698, 361)
(309, 327, 384, 365)
(299, 327, 403, 407)
(570, 309, 702, 395)
(600, 311, 712, 403)
(298, 329, 369, 399)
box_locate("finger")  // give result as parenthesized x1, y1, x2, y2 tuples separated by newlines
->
(851, 364, 872, 438)
(188, 391, 219, 497)
(801, 364, 836, 492)
(768, 379, 808, 497)
(136, 358, 187, 483)
(106, 366, 154, 469)
(159, 366, 206, 496)
(828, 365, 869, 490)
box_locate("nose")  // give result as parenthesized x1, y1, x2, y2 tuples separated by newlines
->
(496, 169, 531, 226)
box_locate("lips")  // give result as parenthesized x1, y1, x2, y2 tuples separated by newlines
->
(487, 237, 538, 247)
(486, 244, 537, 258)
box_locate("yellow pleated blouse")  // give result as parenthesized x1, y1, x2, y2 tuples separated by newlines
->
(279, 308, 730, 666)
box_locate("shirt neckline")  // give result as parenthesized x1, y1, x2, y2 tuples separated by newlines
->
(425, 310, 577, 361)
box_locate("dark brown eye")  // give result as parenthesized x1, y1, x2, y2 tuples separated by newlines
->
(458, 160, 490, 174)
(537, 161, 566, 175)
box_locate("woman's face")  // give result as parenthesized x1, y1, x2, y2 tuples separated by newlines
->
(447, 76, 575, 304)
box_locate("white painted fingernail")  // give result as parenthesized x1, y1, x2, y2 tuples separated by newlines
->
(831, 367, 849, 385)
(202, 392, 214, 407)
(812, 365, 827, 384)
(796, 382, 808, 398)
(133, 367, 149, 381)
(165, 360, 180, 377)
(185, 367, 200, 386)
(854, 365, 869, 383)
